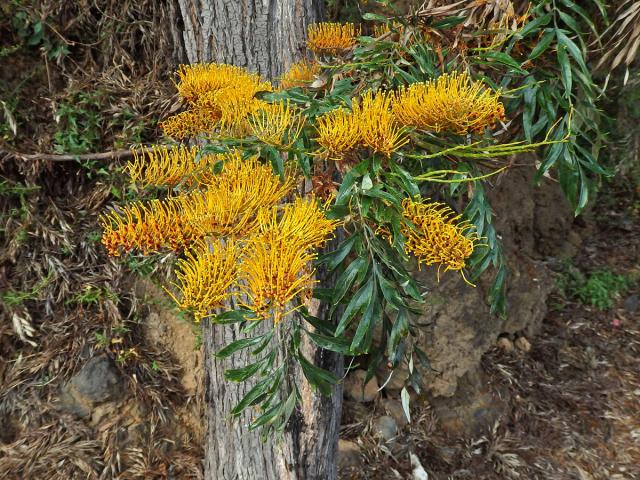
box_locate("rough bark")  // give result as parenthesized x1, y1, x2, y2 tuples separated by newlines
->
(175, 0, 323, 76)
(172, 1, 342, 479)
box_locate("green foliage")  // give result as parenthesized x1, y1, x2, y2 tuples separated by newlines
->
(573, 270, 634, 310)
(53, 91, 105, 155)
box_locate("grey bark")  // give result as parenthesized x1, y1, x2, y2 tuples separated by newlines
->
(172, 1, 342, 479)
(176, 0, 323, 77)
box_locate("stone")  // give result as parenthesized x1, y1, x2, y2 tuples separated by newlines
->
(344, 369, 378, 403)
(337, 439, 361, 469)
(382, 398, 408, 429)
(58, 355, 124, 418)
(373, 415, 397, 441)
(428, 368, 508, 437)
(623, 294, 639, 314)
(496, 336, 515, 352)
(515, 336, 532, 352)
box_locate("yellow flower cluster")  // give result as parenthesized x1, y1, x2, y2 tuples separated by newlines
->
(249, 100, 305, 148)
(160, 63, 273, 139)
(182, 152, 295, 237)
(127, 144, 219, 187)
(400, 198, 479, 276)
(356, 90, 409, 157)
(100, 198, 199, 256)
(315, 90, 408, 158)
(175, 63, 271, 104)
(166, 239, 240, 322)
(307, 22, 359, 54)
(280, 60, 321, 89)
(392, 72, 505, 135)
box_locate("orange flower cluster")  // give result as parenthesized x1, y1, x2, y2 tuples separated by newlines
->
(307, 22, 359, 54)
(249, 100, 305, 148)
(400, 198, 479, 276)
(280, 60, 321, 89)
(393, 72, 505, 135)
(100, 198, 199, 256)
(315, 90, 408, 158)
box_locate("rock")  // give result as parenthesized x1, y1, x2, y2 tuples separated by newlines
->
(58, 355, 124, 418)
(374, 415, 397, 441)
(382, 398, 408, 428)
(344, 369, 378, 403)
(496, 336, 514, 352)
(337, 439, 361, 468)
(428, 368, 508, 437)
(515, 336, 531, 352)
(623, 294, 639, 314)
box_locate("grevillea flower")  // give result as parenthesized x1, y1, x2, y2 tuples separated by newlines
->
(355, 90, 409, 156)
(254, 196, 340, 250)
(240, 234, 317, 323)
(100, 197, 199, 256)
(175, 63, 272, 104)
(315, 107, 361, 159)
(127, 145, 219, 187)
(249, 100, 305, 148)
(280, 60, 321, 89)
(181, 152, 295, 237)
(307, 22, 359, 54)
(392, 72, 505, 135)
(160, 109, 220, 139)
(165, 239, 240, 322)
(400, 198, 479, 279)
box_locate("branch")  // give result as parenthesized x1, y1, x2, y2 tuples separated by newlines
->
(1, 147, 143, 162)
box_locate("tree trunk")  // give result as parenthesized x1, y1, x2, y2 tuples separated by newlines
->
(171, 2, 343, 479)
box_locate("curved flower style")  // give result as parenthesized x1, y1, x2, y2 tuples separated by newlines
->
(249, 100, 305, 148)
(254, 196, 340, 250)
(181, 152, 295, 237)
(100, 197, 199, 256)
(127, 144, 219, 187)
(356, 90, 409, 157)
(307, 22, 359, 55)
(280, 59, 321, 89)
(166, 239, 241, 322)
(315, 107, 361, 159)
(159, 109, 220, 140)
(400, 198, 479, 278)
(392, 72, 505, 135)
(240, 234, 317, 324)
(176, 63, 272, 104)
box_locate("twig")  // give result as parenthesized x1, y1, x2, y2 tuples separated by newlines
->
(1, 147, 143, 162)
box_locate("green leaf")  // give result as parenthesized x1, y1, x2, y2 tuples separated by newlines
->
(386, 308, 409, 361)
(306, 330, 353, 354)
(528, 29, 555, 60)
(224, 352, 274, 382)
(213, 309, 256, 324)
(401, 387, 411, 423)
(518, 13, 551, 38)
(214, 332, 270, 359)
(557, 44, 572, 94)
(335, 275, 374, 337)
(230, 367, 283, 417)
(350, 282, 381, 352)
(331, 257, 369, 308)
(431, 16, 466, 29)
(298, 354, 339, 396)
(362, 12, 388, 22)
